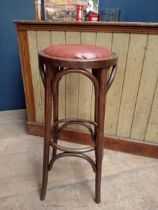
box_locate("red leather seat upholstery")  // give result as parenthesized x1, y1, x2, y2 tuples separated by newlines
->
(44, 44, 112, 60)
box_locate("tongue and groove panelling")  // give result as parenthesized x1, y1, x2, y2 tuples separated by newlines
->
(27, 29, 158, 143)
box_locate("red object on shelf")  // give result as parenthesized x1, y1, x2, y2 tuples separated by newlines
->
(76, 5, 84, 21)
(87, 11, 99, 21)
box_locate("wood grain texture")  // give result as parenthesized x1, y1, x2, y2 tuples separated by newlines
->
(104, 33, 130, 136)
(65, 32, 80, 129)
(117, 34, 148, 139)
(95, 32, 115, 135)
(79, 32, 96, 130)
(51, 31, 66, 120)
(96, 32, 112, 49)
(131, 35, 158, 141)
(145, 80, 158, 143)
(18, 31, 36, 122)
(50, 31, 65, 44)
(15, 21, 158, 35)
(26, 122, 158, 159)
(36, 31, 51, 122)
(27, 31, 41, 122)
(16, 22, 158, 144)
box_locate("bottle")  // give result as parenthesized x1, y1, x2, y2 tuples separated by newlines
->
(76, 5, 84, 22)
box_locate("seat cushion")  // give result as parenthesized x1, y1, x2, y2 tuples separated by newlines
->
(44, 44, 112, 60)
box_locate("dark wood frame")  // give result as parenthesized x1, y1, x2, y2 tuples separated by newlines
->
(39, 47, 118, 202)
(15, 21, 158, 160)
(17, 31, 36, 122)
(15, 21, 158, 34)
(41, 0, 45, 20)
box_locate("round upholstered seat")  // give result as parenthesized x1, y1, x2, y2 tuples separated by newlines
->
(44, 44, 112, 60)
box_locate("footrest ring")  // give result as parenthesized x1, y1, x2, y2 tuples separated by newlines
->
(53, 118, 97, 142)
(50, 142, 95, 153)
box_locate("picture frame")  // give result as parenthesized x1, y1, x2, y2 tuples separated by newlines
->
(35, 0, 99, 21)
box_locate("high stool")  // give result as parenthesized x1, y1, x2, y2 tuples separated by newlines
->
(38, 44, 117, 203)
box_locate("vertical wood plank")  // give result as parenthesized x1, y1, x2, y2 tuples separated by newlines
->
(117, 34, 148, 138)
(145, 81, 158, 143)
(36, 31, 51, 123)
(18, 31, 36, 122)
(27, 31, 42, 123)
(78, 32, 96, 131)
(81, 32, 96, 46)
(96, 32, 112, 49)
(131, 35, 158, 141)
(65, 32, 80, 129)
(96, 32, 114, 135)
(50, 31, 65, 45)
(104, 33, 130, 136)
(51, 31, 66, 120)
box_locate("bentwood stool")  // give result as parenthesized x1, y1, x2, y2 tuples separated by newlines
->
(38, 44, 117, 203)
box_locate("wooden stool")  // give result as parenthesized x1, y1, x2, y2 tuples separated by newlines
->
(38, 44, 118, 203)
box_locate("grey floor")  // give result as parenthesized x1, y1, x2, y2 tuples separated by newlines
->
(0, 110, 158, 210)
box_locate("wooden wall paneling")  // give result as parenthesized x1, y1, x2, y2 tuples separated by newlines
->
(27, 31, 42, 123)
(79, 32, 96, 131)
(104, 33, 130, 136)
(117, 34, 148, 139)
(80, 32, 96, 46)
(36, 31, 51, 123)
(130, 35, 158, 141)
(95, 32, 117, 136)
(25, 121, 158, 159)
(95, 32, 112, 82)
(65, 32, 81, 129)
(50, 31, 65, 45)
(145, 80, 158, 143)
(95, 32, 112, 49)
(15, 21, 158, 159)
(18, 31, 36, 122)
(95, 32, 113, 80)
(51, 31, 66, 120)
(61, 129, 158, 159)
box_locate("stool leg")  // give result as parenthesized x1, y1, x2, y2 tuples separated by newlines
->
(41, 68, 52, 201)
(95, 69, 107, 203)
(48, 71, 59, 171)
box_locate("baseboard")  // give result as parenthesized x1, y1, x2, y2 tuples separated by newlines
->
(26, 122, 158, 159)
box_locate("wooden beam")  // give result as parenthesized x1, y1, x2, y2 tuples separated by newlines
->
(14, 21, 158, 35)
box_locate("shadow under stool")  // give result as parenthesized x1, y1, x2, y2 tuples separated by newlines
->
(38, 44, 118, 203)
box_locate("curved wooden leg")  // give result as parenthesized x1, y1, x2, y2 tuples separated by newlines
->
(40, 139, 50, 201)
(95, 135, 104, 203)
(94, 69, 107, 203)
(41, 67, 52, 201)
(49, 70, 59, 171)
(48, 116, 58, 171)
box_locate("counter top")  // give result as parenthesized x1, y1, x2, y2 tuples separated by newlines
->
(14, 20, 158, 34)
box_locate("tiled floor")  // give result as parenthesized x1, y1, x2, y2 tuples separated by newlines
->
(0, 110, 158, 210)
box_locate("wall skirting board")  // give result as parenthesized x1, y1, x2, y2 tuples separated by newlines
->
(27, 122, 158, 159)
